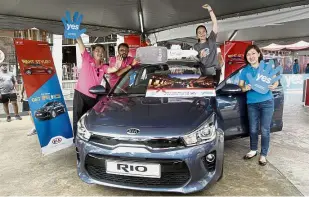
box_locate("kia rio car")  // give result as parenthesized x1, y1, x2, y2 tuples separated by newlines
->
(75, 59, 284, 194)
(24, 63, 54, 75)
(35, 101, 66, 121)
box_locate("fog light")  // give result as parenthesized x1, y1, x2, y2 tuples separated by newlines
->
(206, 153, 215, 163)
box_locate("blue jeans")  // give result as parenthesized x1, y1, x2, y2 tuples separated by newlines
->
(247, 99, 274, 156)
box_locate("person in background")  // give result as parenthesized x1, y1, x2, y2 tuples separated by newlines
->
(21, 85, 36, 136)
(193, 4, 220, 84)
(107, 43, 140, 88)
(293, 59, 300, 74)
(0, 62, 22, 122)
(73, 37, 122, 141)
(305, 63, 309, 74)
(238, 45, 279, 166)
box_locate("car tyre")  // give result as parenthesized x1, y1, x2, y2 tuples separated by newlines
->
(47, 69, 52, 74)
(26, 70, 32, 75)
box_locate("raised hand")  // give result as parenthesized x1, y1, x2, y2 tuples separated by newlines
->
(246, 62, 283, 94)
(202, 4, 212, 11)
(132, 57, 140, 66)
(61, 11, 86, 39)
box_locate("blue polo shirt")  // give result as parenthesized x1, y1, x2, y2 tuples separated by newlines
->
(239, 62, 273, 104)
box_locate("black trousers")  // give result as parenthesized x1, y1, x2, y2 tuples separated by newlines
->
(73, 90, 97, 139)
(215, 69, 221, 85)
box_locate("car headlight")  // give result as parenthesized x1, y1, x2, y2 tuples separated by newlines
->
(182, 113, 217, 146)
(77, 116, 92, 141)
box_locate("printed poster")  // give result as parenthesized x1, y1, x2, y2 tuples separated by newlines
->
(145, 74, 216, 97)
(14, 38, 73, 156)
(124, 34, 141, 57)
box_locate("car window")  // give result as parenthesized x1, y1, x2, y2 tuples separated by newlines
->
(226, 69, 244, 85)
(113, 62, 203, 95)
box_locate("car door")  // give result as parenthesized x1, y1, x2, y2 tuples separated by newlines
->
(216, 68, 249, 139)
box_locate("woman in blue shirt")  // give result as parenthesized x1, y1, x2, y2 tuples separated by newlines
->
(238, 45, 279, 166)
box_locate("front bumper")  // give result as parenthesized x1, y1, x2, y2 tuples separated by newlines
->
(35, 111, 50, 120)
(75, 129, 224, 194)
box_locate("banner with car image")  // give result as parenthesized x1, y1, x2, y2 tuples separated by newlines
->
(14, 39, 73, 156)
(145, 74, 216, 97)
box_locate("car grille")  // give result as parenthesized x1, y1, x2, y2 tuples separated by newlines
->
(85, 154, 190, 187)
(89, 134, 185, 149)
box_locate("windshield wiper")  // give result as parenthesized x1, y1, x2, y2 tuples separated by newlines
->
(112, 93, 145, 97)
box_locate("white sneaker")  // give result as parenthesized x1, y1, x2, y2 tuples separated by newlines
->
(243, 150, 258, 159)
(27, 128, 37, 136)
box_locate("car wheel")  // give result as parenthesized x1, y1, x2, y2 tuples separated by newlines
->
(47, 69, 52, 74)
(51, 110, 57, 118)
(26, 70, 32, 75)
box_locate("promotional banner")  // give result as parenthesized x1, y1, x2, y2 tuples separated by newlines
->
(62, 11, 86, 39)
(281, 74, 309, 93)
(14, 39, 73, 155)
(145, 74, 216, 97)
(124, 35, 141, 57)
(221, 41, 253, 79)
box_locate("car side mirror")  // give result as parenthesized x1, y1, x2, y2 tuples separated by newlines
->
(89, 85, 108, 95)
(220, 84, 242, 94)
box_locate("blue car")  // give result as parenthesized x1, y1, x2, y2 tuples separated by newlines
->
(75, 60, 284, 194)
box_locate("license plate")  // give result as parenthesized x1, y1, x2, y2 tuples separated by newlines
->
(105, 160, 161, 178)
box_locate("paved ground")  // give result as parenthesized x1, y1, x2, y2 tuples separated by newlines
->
(0, 94, 308, 196)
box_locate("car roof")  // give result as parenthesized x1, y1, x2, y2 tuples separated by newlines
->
(137, 59, 201, 69)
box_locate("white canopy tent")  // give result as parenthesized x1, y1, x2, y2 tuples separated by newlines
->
(151, 5, 309, 47)
(0, 0, 309, 39)
(261, 41, 309, 51)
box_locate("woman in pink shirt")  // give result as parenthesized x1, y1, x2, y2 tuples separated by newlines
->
(73, 37, 122, 140)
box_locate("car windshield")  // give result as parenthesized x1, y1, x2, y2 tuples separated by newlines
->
(29, 63, 41, 67)
(112, 61, 207, 96)
(43, 102, 54, 107)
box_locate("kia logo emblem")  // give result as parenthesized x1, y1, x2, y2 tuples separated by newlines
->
(127, 128, 140, 135)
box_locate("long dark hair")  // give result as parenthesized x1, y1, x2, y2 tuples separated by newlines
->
(244, 45, 263, 65)
(196, 25, 207, 43)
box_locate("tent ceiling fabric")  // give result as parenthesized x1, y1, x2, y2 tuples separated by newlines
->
(0, 0, 308, 36)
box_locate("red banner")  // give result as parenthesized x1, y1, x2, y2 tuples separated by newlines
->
(14, 39, 55, 97)
(124, 35, 141, 57)
(221, 41, 253, 79)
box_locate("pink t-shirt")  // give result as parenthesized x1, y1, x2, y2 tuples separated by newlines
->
(107, 56, 134, 88)
(75, 49, 108, 98)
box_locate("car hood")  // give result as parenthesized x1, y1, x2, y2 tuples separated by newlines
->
(84, 96, 215, 137)
(36, 108, 48, 112)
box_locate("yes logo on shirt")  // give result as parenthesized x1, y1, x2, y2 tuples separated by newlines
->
(247, 61, 283, 94)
